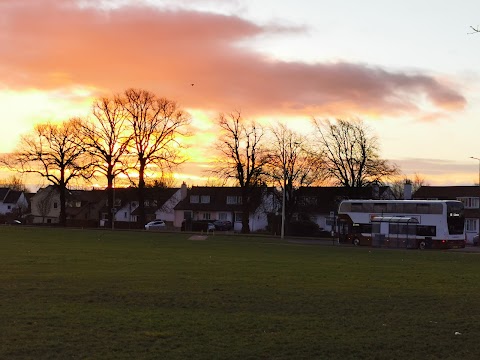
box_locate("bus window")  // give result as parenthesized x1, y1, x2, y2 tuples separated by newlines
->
(389, 223, 398, 234)
(387, 203, 399, 213)
(416, 203, 430, 214)
(351, 203, 363, 212)
(352, 223, 371, 233)
(373, 203, 387, 213)
(447, 201, 465, 235)
(417, 225, 436, 237)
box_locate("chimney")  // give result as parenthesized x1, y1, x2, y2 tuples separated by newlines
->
(404, 182, 412, 200)
(180, 182, 188, 200)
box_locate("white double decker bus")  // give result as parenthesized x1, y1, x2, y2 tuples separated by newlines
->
(337, 199, 465, 249)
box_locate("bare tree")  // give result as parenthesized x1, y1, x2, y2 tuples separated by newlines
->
(119, 88, 190, 225)
(2, 119, 92, 226)
(265, 122, 326, 235)
(213, 111, 267, 233)
(79, 96, 132, 225)
(0, 175, 28, 192)
(313, 118, 398, 189)
(389, 173, 428, 200)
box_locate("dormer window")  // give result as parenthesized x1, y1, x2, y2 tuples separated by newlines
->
(458, 197, 479, 209)
(227, 196, 242, 205)
(190, 195, 199, 203)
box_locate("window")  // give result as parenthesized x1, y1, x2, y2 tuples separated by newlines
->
(466, 219, 477, 232)
(373, 203, 387, 213)
(417, 225, 436, 237)
(219, 212, 228, 220)
(200, 195, 210, 204)
(234, 212, 242, 221)
(458, 197, 479, 209)
(203, 213, 211, 220)
(190, 195, 199, 203)
(124, 212, 127, 219)
(351, 203, 363, 212)
(389, 223, 416, 235)
(7, 205, 11, 210)
(227, 196, 242, 205)
(53, 202, 58, 209)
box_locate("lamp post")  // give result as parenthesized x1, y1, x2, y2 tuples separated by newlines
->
(281, 175, 286, 239)
(470, 156, 480, 238)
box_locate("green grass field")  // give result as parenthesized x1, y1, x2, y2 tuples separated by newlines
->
(1, 226, 480, 359)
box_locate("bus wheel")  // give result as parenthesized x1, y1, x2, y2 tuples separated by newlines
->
(418, 241, 426, 250)
(353, 238, 360, 246)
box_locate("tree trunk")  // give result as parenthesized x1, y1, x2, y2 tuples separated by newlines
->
(59, 184, 67, 227)
(138, 159, 146, 226)
(241, 191, 251, 234)
(107, 168, 114, 226)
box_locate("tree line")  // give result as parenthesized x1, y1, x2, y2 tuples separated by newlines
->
(1, 87, 406, 232)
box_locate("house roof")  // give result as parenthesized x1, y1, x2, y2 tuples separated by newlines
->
(174, 186, 265, 212)
(413, 186, 480, 199)
(4, 190, 23, 204)
(0, 188, 9, 201)
(118, 187, 179, 216)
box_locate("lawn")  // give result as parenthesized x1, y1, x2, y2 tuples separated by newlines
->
(1, 226, 480, 359)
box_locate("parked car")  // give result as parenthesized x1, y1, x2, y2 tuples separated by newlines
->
(473, 233, 479, 246)
(145, 220, 166, 230)
(213, 220, 233, 231)
(208, 223, 216, 231)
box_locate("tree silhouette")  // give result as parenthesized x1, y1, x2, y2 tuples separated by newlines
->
(313, 118, 398, 189)
(3, 119, 92, 226)
(213, 111, 267, 233)
(118, 88, 190, 225)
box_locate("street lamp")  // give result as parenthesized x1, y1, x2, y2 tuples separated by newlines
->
(281, 175, 286, 239)
(470, 156, 480, 238)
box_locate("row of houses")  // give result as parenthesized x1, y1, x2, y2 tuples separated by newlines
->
(2, 183, 480, 240)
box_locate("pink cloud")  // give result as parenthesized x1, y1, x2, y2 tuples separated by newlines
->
(0, 0, 466, 119)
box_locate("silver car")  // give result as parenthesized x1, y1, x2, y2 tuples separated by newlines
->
(145, 220, 166, 230)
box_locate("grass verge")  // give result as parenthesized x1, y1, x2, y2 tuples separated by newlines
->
(1, 226, 480, 359)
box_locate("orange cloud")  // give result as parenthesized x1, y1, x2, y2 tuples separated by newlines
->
(0, 0, 466, 120)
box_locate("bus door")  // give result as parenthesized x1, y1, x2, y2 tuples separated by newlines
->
(337, 220, 350, 243)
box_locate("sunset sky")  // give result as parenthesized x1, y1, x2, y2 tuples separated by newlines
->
(1, 0, 480, 188)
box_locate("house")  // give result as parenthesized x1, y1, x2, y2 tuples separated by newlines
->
(100, 185, 186, 228)
(65, 189, 106, 227)
(128, 186, 185, 225)
(30, 186, 60, 224)
(30, 186, 106, 225)
(31, 185, 184, 228)
(413, 186, 479, 243)
(173, 186, 277, 232)
(294, 185, 395, 234)
(0, 187, 29, 221)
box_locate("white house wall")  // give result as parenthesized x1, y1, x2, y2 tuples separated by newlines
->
(155, 189, 181, 223)
(0, 192, 29, 215)
(114, 202, 138, 222)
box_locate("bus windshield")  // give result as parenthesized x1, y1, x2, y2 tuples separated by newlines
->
(446, 201, 465, 235)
